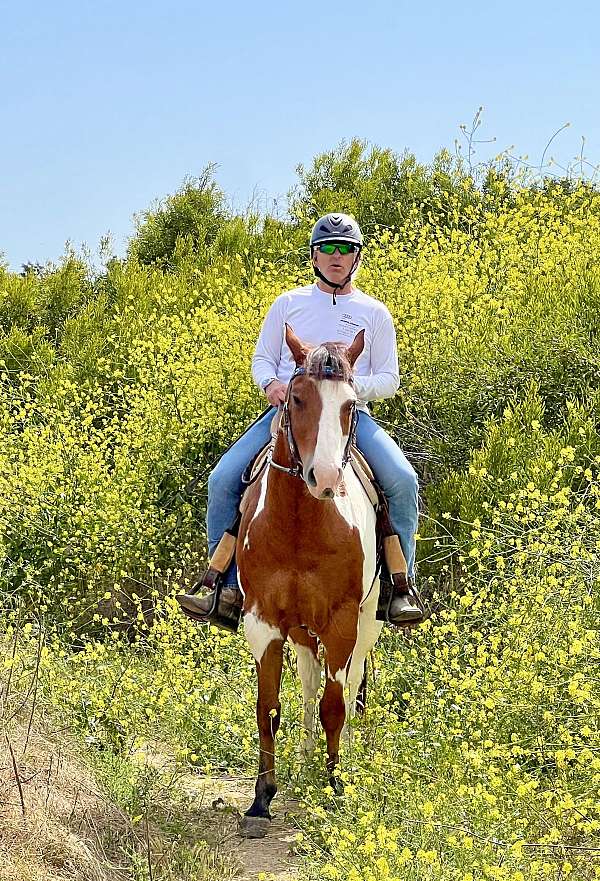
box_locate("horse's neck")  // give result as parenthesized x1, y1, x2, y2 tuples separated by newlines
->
(266, 431, 357, 551)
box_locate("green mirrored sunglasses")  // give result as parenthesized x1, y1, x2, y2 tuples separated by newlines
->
(317, 242, 357, 255)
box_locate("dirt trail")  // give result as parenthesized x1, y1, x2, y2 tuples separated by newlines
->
(184, 773, 300, 881)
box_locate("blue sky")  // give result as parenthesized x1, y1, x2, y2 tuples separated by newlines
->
(1, 0, 598, 271)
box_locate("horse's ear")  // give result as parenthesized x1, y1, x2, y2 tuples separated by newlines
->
(346, 329, 365, 367)
(285, 323, 310, 366)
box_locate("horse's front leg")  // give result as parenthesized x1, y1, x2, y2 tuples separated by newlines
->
(239, 631, 284, 839)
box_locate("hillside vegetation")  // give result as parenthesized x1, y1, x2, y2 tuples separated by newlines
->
(1, 141, 599, 880)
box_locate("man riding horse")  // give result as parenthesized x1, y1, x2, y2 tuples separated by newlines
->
(178, 212, 424, 628)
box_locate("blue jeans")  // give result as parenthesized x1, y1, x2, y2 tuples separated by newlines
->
(206, 408, 419, 585)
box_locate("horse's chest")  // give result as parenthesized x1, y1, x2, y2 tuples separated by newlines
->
(260, 499, 361, 556)
(239, 469, 373, 603)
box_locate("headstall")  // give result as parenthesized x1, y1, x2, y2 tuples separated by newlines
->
(268, 365, 358, 482)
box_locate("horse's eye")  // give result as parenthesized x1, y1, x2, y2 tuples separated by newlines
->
(292, 394, 303, 407)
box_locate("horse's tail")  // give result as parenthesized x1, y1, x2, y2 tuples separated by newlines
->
(355, 656, 370, 715)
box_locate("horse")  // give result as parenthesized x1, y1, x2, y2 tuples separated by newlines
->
(236, 323, 383, 839)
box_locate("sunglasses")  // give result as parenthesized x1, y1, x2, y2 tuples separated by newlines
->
(317, 242, 358, 255)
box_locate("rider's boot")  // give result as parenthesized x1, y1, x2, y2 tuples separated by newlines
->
(177, 528, 243, 631)
(388, 578, 424, 624)
(378, 533, 424, 625)
(176, 568, 243, 633)
(377, 572, 425, 625)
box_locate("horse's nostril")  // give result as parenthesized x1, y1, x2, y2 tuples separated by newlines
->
(322, 488, 334, 499)
(307, 467, 317, 487)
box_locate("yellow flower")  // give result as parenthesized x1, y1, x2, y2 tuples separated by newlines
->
(421, 800, 435, 818)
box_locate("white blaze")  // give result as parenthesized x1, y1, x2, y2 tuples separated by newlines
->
(311, 380, 355, 495)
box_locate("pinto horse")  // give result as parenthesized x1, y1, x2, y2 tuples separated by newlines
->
(237, 324, 383, 838)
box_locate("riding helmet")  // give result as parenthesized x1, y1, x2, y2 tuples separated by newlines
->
(310, 213, 363, 249)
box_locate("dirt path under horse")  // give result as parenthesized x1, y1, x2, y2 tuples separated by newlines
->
(182, 772, 300, 880)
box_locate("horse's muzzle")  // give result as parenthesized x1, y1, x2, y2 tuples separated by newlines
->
(305, 462, 343, 500)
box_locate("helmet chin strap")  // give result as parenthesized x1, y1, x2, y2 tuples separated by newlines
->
(312, 251, 361, 305)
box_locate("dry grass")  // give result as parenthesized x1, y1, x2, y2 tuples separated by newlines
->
(0, 712, 243, 881)
(0, 721, 132, 881)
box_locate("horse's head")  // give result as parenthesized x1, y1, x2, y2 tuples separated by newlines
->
(283, 323, 364, 500)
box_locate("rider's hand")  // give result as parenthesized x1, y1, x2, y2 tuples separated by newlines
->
(265, 380, 287, 407)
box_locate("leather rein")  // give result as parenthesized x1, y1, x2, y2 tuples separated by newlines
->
(268, 365, 358, 482)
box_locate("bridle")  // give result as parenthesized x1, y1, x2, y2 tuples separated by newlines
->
(268, 365, 358, 482)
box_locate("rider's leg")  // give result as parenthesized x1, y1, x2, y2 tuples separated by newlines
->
(355, 410, 419, 579)
(206, 407, 277, 586)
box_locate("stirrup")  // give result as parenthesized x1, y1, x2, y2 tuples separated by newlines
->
(376, 571, 395, 623)
(206, 583, 242, 633)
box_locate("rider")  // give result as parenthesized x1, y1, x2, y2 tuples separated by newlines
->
(178, 213, 424, 628)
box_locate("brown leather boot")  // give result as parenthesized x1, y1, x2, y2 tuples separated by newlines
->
(378, 574, 425, 625)
(388, 585, 424, 624)
(176, 585, 243, 632)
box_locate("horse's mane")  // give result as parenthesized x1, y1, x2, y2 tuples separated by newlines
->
(305, 342, 353, 382)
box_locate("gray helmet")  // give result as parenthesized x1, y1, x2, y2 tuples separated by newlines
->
(310, 213, 363, 249)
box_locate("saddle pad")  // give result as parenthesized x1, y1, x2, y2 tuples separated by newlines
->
(349, 446, 379, 508)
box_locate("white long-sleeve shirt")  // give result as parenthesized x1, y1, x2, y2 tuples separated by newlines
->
(251, 283, 400, 411)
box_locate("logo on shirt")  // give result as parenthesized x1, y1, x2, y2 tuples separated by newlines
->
(335, 314, 363, 340)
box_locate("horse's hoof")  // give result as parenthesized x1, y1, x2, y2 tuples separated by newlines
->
(238, 815, 271, 839)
